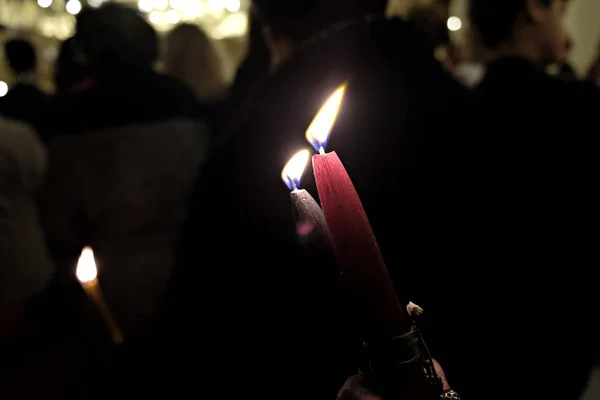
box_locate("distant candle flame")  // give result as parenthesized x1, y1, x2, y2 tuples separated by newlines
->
(76, 247, 98, 283)
(281, 149, 310, 190)
(305, 83, 347, 153)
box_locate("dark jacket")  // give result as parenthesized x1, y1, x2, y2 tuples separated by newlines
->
(0, 82, 49, 136)
(440, 58, 600, 399)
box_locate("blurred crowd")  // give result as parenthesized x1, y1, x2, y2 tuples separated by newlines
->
(1, 0, 599, 399)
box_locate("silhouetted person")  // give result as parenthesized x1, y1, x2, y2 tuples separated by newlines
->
(163, 0, 467, 398)
(0, 39, 49, 135)
(453, 1, 600, 398)
(38, 4, 209, 398)
(407, 0, 449, 53)
(163, 23, 232, 137)
(225, 10, 271, 135)
(231, 10, 270, 97)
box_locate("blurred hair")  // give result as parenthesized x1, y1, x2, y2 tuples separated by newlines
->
(253, 0, 388, 41)
(4, 39, 37, 73)
(469, 0, 552, 49)
(75, 3, 158, 72)
(163, 24, 232, 101)
(54, 38, 92, 92)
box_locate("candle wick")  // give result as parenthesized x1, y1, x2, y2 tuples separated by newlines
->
(319, 146, 325, 155)
(287, 175, 298, 190)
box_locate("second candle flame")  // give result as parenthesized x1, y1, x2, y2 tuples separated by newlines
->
(305, 83, 347, 154)
(281, 149, 310, 190)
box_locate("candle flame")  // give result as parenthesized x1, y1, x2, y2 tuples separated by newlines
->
(76, 246, 98, 283)
(281, 149, 310, 190)
(305, 83, 347, 153)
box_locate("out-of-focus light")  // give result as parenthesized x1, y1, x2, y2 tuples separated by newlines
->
(66, 0, 82, 15)
(209, 0, 224, 11)
(88, 0, 103, 8)
(170, 0, 184, 10)
(0, 81, 8, 97)
(149, 10, 164, 24)
(224, 0, 240, 13)
(166, 9, 180, 24)
(212, 12, 247, 39)
(154, 0, 168, 11)
(181, 1, 204, 18)
(138, 0, 153, 12)
(447, 16, 462, 32)
(37, 0, 52, 8)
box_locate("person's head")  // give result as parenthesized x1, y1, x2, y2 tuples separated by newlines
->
(163, 24, 232, 100)
(4, 39, 37, 74)
(54, 38, 94, 93)
(469, 0, 569, 65)
(74, 3, 158, 73)
(253, 0, 388, 45)
(407, 3, 450, 51)
(248, 9, 269, 56)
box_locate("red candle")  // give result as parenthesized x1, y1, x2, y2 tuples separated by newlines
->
(311, 151, 406, 336)
(306, 85, 433, 399)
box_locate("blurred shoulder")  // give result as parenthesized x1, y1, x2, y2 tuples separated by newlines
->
(152, 73, 200, 102)
(0, 118, 45, 158)
(544, 76, 600, 126)
(554, 77, 600, 102)
(0, 117, 38, 137)
(43, 71, 209, 137)
(0, 117, 47, 184)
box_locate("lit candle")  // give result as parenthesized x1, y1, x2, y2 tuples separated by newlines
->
(307, 84, 434, 399)
(76, 247, 124, 345)
(281, 149, 332, 253)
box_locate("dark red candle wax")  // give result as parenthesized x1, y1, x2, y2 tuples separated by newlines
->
(312, 151, 408, 338)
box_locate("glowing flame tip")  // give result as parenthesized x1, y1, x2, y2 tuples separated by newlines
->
(305, 83, 347, 152)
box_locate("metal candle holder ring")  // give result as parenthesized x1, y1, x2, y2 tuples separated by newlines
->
(361, 310, 461, 399)
(440, 390, 461, 399)
(409, 303, 461, 400)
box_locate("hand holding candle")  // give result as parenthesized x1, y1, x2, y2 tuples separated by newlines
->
(281, 149, 332, 252)
(76, 247, 124, 345)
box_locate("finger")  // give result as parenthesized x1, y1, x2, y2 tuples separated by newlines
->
(337, 375, 382, 400)
(432, 358, 450, 391)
